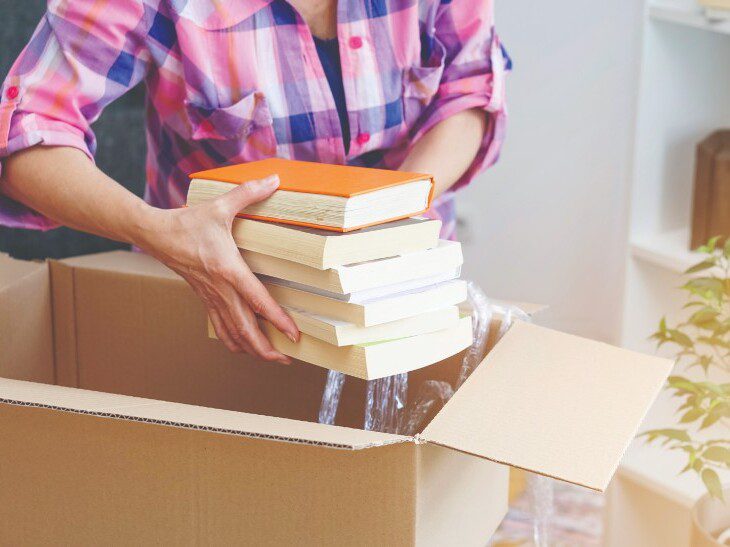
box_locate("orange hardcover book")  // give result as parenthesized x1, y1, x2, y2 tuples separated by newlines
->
(187, 158, 435, 232)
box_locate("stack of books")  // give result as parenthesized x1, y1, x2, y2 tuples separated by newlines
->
(188, 159, 473, 379)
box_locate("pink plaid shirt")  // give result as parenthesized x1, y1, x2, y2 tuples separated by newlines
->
(0, 0, 509, 239)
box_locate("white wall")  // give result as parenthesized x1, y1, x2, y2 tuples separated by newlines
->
(458, 0, 645, 343)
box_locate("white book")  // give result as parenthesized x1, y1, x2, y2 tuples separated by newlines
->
(263, 279, 468, 327)
(260, 267, 460, 303)
(283, 306, 460, 346)
(244, 240, 463, 295)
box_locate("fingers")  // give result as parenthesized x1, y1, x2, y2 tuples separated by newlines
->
(214, 174, 280, 218)
(188, 274, 275, 362)
(225, 294, 292, 365)
(209, 307, 244, 353)
(229, 259, 300, 343)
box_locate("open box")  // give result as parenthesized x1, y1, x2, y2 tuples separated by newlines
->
(0, 250, 672, 545)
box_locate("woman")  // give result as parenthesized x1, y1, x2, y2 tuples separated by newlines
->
(0, 0, 508, 364)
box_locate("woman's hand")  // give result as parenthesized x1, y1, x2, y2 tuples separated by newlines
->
(135, 175, 299, 363)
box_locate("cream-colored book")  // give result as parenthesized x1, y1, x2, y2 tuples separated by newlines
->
(266, 316, 473, 379)
(264, 279, 468, 326)
(283, 306, 460, 346)
(231, 217, 441, 270)
(244, 240, 462, 295)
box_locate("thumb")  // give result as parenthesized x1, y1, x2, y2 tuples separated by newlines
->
(215, 174, 280, 217)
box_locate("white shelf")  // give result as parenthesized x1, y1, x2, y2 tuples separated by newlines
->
(630, 228, 704, 273)
(649, 0, 730, 35)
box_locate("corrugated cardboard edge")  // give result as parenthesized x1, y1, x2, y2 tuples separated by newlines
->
(0, 377, 411, 451)
(0, 397, 410, 451)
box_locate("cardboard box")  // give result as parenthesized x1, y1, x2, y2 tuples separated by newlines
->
(0, 251, 673, 544)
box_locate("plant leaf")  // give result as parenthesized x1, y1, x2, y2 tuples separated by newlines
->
(703, 446, 730, 465)
(668, 329, 693, 348)
(641, 428, 691, 442)
(685, 259, 716, 274)
(698, 236, 722, 254)
(680, 408, 704, 423)
(702, 468, 724, 500)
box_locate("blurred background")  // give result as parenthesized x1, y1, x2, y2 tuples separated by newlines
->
(2, 1, 729, 545)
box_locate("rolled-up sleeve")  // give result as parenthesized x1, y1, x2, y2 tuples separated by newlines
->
(414, 0, 510, 192)
(0, 0, 149, 230)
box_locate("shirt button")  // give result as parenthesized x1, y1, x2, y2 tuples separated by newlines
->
(348, 36, 363, 50)
(356, 132, 370, 145)
(6, 86, 19, 100)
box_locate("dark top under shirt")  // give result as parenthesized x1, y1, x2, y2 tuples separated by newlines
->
(313, 36, 351, 154)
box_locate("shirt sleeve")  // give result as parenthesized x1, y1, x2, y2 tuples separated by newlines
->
(413, 0, 511, 193)
(0, 0, 149, 230)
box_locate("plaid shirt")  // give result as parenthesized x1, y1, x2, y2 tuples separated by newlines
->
(0, 0, 509, 239)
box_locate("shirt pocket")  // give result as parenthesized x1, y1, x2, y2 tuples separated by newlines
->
(184, 90, 277, 160)
(402, 38, 446, 128)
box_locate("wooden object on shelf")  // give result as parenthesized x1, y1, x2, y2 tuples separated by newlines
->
(698, 0, 730, 10)
(691, 130, 730, 249)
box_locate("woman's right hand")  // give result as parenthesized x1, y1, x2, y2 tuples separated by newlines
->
(134, 174, 299, 364)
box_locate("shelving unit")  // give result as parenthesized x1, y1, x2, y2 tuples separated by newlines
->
(608, 1, 730, 544)
(629, 228, 702, 273)
(621, 0, 730, 353)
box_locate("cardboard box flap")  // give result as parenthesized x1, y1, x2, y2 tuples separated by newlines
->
(0, 378, 409, 450)
(0, 253, 46, 293)
(421, 321, 673, 491)
(59, 250, 180, 280)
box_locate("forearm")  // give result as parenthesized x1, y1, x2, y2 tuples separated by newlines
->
(399, 108, 487, 197)
(1, 146, 152, 244)
(1, 144, 298, 360)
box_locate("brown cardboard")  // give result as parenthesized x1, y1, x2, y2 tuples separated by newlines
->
(0, 250, 673, 543)
(46, 251, 473, 429)
(0, 377, 509, 545)
(0, 401, 420, 545)
(422, 321, 673, 491)
(0, 253, 54, 383)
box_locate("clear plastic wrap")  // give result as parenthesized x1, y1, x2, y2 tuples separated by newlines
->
(398, 380, 454, 436)
(527, 473, 555, 547)
(363, 373, 408, 433)
(456, 281, 494, 389)
(318, 370, 346, 425)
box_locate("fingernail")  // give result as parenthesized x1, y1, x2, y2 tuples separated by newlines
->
(262, 174, 279, 187)
(287, 331, 298, 343)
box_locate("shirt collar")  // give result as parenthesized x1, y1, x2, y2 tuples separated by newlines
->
(174, 0, 274, 30)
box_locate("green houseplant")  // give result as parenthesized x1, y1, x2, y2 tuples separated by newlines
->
(642, 236, 730, 500)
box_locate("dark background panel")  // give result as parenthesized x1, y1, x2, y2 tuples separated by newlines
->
(0, 0, 147, 259)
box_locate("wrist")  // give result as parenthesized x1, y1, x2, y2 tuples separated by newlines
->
(124, 199, 162, 249)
